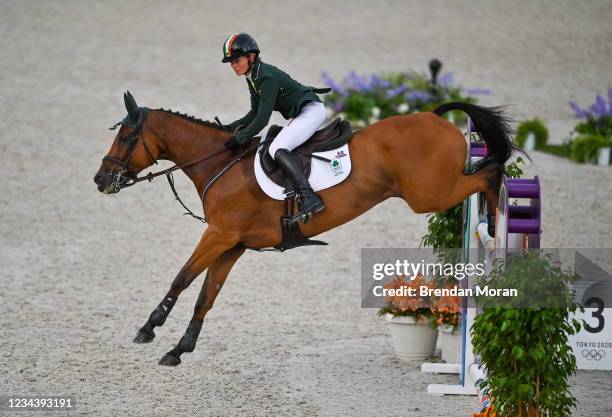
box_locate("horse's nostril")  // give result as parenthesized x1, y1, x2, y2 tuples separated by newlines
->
(94, 173, 101, 184)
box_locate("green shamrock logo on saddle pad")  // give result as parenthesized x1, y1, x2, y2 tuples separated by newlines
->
(330, 159, 343, 175)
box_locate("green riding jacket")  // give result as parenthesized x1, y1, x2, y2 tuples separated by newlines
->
(228, 58, 330, 144)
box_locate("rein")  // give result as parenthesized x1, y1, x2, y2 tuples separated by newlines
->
(104, 107, 258, 223)
(121, 145, 231, 189)
(168, 144, 257, 223)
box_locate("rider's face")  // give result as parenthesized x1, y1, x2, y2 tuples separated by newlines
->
(230, 56, 251, 76)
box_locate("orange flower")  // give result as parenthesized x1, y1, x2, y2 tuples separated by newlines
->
(473, 405, 496, 417)
(433, 284, 461, 327)
(382, 274, 435, 316)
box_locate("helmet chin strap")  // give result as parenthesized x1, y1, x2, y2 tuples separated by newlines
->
(246, 54, 256, 74)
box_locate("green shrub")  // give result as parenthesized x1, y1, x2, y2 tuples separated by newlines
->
(567, 92, 612, 164)
(504, 157, 525, 179)
(574, 115, 612, 137)
(420, 203, 463, 251)
(515, 118, 548, 149)
(473, 252, 581, 417)
(539, 143, 571, 158)
(569, 134, 611, 163)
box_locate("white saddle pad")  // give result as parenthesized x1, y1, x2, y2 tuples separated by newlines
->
(254, 144, 352, 200)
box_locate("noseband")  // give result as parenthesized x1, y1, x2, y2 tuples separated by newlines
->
(103, 107, 157, 191)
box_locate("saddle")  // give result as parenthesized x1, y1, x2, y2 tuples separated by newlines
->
(259, 118, 353, 189)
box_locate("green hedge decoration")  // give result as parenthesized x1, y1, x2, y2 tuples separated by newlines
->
(569, 134, 611, 163)
(515, 118, 548, 149)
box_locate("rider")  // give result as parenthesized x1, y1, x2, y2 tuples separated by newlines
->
(221, 32, 330, 223)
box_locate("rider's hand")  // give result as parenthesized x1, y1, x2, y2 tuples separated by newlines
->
(224, 136, 240, 149)
(224, 135, 251, 149)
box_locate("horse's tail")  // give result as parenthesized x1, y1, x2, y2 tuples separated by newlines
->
(433, 102, 520, 172)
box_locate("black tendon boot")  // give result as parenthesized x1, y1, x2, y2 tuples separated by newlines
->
(274, 149, 325, 223)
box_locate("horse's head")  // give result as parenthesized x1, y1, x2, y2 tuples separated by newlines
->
(94, 91, 159, 194)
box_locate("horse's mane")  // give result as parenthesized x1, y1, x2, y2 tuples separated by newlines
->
(155, 108, 233, 132)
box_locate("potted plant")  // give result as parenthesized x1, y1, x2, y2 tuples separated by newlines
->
(515, 118, 548, 151)
(472, 251, 582, 417)
(568, 89, 612, 165)
(378, 275, 438, 361)
(569, 133, 611, 164)
(433, 286, 461, 363)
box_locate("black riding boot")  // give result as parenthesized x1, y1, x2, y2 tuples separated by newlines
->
(274, 149, 325, 223)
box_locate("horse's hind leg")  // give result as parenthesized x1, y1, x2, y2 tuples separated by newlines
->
(159, 245, 245, 366)
(399, 160, 504, 238)
(478, 163, 505, 237)
(133, 229, 236, 344)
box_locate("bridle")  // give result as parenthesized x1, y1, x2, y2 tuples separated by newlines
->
(103, 107, 157, 191)
(102, 107, 257, 223)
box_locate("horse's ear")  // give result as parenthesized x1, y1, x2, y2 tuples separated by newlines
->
(124, 90, 139, 120)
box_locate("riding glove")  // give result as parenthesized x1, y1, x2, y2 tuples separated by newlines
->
(224, 135, 251, 149)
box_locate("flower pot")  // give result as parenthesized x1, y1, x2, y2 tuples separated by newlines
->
(524, 132, 536, 151)
(438, 324, 461, 363)
(597, 147, 611, 166)
(385, 314, 438, 361)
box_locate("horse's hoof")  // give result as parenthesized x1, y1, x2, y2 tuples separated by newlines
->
(133, 328, 155, 344)
(158, 353, 181, 366)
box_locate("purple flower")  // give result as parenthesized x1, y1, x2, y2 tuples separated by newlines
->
(369, 74, 391, 89)
(321, 71, 346, 96)
(590, 94, 608, 118)
(438, 72, 454, 86)
(406, 90, 433, 102)
(569, 90, 612, 119)
(334, 102, 344, 112)
(386, 85, 408, 98)
(466, 88, 492, 96)
(347, 70, 370, 92)
(569, 101, 588, 119)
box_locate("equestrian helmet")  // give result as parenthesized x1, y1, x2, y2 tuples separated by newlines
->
(222, 33, 260, 63)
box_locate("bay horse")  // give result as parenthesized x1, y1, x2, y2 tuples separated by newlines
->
(94, 93, 516, 366)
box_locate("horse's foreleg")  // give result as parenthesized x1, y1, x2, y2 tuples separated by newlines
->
(133, 229, 236, 344)
(158, 245, 245, 366)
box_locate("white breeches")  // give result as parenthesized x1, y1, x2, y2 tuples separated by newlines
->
(262, 101, 326, 159)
